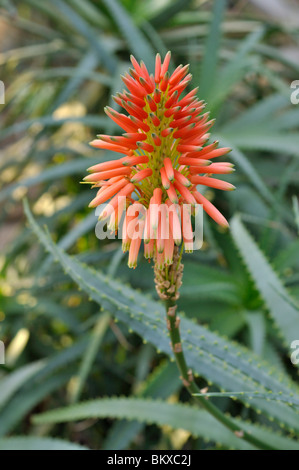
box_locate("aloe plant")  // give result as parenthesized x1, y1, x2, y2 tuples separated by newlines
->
(0, 0, 299, 451)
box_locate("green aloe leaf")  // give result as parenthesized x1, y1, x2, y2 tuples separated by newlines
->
(50, 0, 117, 73)
(103, 361, 181, 450)
(0, 339, 88, 436)
(0, 371, 73, 436)
(0, 157, 96, 203)
(222, 132, 299, 156)
(24, 200, 299, 433)
(101, 0, 155, 69)
(32, 397, 299, 450)
(209, 28, 264, 112)
(0, 361, 44, 412)
(195, 0, 226, 100)
(231, 216, 299, 350)
(0, 437, 88, 450)
(0, 115, 111, 142)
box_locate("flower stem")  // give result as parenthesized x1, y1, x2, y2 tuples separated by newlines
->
(164, 296, 276, 450)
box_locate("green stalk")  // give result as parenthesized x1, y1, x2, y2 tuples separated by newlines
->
(164, 296, 276, 450)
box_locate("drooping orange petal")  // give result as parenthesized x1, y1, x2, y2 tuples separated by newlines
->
(84, 167, 131, 182)
(130, 168, 152, 183)
(190, 176, 235, 191)
(163, 157, 174, 182)
(193, 191, 229, 228)
(173, 180, 196, 205)
(89, 178, 128, 207)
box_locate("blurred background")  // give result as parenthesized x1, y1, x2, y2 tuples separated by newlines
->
(0, 0, 299, 451)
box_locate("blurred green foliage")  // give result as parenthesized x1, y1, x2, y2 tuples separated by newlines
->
(0, 0, 299, 451)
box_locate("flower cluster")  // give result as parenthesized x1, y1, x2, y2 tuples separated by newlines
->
(84, 52, 234, 268)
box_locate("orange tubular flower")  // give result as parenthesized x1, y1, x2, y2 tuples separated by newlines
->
(84, 52, 234, 268)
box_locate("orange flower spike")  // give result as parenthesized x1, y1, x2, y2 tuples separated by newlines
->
(84, 51, 233, 268)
